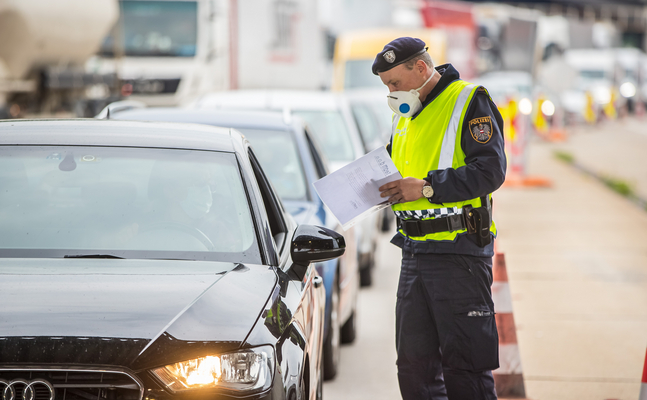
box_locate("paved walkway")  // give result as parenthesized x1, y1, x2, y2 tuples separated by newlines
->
(323, 229, 402, 400)
(554, 118, 647, 201)
(495, 120, 647, 399)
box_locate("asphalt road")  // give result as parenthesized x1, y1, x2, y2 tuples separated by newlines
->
(323, 230, 402, 400)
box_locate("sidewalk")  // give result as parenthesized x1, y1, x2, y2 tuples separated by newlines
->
(494, 123, 647, 399)
(554, 118, 647, 202)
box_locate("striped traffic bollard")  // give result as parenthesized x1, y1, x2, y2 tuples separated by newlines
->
(492, 252, 527, 398)
(640, 348, 647, 400)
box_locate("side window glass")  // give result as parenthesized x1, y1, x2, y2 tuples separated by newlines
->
(304, 129, 328, 180)
(351, 104, 381, 150)
(248, 149, 287, 249)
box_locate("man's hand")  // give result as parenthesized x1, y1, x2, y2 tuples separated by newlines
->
(379, 177, 426, 204)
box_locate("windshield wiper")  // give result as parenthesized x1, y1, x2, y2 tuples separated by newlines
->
(63, 254, 125, 259)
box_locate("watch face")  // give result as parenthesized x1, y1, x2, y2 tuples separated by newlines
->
(423, 185, 434, 198)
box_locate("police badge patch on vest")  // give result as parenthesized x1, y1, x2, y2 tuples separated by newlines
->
(469, 116, 493, 144)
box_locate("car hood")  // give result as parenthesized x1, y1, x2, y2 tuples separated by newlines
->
(0, 258, 277, 368)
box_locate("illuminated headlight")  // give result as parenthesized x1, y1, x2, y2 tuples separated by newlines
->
(541, 100, 555, 116)
(620, 82, 636, 98)
(518, 98, 533, 115)
(151, 346, 274, 393)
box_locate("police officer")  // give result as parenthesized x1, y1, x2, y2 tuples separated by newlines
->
(375, 37, 506, 400)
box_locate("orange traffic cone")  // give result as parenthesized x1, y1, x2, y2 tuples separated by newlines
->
(640, 348, 647, 400)
(492, 253, 527, 398)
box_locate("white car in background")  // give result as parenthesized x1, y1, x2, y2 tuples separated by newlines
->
(192, 90, 380, 286)
(563, 48, 617, 119)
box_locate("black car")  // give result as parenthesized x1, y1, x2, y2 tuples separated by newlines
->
(105, 108, 361, 381)
(0, 119, 346, 400)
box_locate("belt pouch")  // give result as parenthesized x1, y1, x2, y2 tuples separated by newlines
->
(471, 207, 492, 247)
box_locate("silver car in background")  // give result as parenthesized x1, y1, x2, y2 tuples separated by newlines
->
(192, 90, 380, 286)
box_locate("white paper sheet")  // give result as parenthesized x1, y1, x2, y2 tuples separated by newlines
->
(313, 147, 401, 229)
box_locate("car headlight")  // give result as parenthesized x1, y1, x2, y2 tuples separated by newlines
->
(518, 98, 533, 115)
(620, 81, 636, 98)
(541, 100, 555, 116)
(151, 346, 274, 393)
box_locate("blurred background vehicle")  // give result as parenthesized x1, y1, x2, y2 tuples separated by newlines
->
(332, 28, 447, 91)
(192, 90, 381, 286)
(613, 47, 643, 114)
(88, 0, 329, 109)
(104, 106, 360, 380)
(563, 48, 617, 121)
(0, 0, 119, 118)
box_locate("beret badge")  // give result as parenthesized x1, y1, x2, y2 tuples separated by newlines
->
(383, 50, 396, 64)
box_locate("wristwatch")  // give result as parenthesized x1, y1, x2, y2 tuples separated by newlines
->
(422, 181, 434, 199)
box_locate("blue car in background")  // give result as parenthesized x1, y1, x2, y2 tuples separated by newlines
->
(104, 106, 360, 380)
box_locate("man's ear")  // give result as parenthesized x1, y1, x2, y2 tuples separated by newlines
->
(416, 59, 427, 74)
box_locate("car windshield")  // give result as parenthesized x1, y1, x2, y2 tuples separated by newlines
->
(0, 146, 260, 263)
(293, 110, 355, 163)
(239, 129, 309, 202)
(100, 1, 197, 57)
(580, 70, 607, 80)
(345, 59, 385, 89)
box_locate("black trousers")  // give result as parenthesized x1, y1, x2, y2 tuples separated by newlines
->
(396, 251, 499, 400)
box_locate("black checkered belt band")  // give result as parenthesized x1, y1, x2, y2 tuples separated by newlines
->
(398, 214, 467, 236)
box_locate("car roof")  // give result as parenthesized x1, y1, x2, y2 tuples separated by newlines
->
(194, 90, 344, 111)
(0, 119, 239, 152)
(112, 108, 299, 132)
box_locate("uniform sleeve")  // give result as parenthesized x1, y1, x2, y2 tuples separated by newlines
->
(425, 88, 506, 203)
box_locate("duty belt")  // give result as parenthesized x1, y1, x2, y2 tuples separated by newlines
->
(396, 196, 493, 247)
(398, 214, 467, 236)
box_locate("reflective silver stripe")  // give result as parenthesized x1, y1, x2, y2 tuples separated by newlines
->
(391, 114, 400, 138)
(437, 84, 478, 170)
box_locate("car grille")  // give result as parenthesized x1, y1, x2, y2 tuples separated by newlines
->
(0, 368, 143, 400)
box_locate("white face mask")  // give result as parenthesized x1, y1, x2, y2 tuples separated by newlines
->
(181, 185, 213, 219)
(387, 70, 435, 118)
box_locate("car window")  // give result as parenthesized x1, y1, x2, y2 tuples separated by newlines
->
(0, 146, 260, 263)
(351, 103, 382, 150)
(304, 129, 328, 180)
(344, 59, 385, 89)
(293, 110, 355, 163)
(248, 149, 287, 254)
(239, 128, 308, 201)
(100, 1, 198, 57)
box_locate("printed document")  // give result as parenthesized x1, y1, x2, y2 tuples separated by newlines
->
(313, 146, 401, 229)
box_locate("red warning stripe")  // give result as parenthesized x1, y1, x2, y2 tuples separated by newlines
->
(642, 348, 647, 383)
(493, 253, 509, 282)
(495, 313, 518, 344)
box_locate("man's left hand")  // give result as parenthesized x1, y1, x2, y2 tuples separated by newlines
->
(379, 177, 426, 204)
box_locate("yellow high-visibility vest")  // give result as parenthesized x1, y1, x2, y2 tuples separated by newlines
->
(391, 79, 497, 242)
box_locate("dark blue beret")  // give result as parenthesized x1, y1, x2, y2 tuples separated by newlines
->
(372, 37, 427, 75)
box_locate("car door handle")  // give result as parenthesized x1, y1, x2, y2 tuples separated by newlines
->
(313, 275, 323, 288)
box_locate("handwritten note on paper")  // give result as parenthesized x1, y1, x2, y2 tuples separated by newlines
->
(313, 147, 402, 229)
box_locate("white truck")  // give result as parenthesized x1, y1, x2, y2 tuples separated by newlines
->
(0, 0, 119, 117)
(87, 0, 328, 107)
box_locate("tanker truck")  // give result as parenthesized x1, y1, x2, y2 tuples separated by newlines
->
(0, 0, 120, 117)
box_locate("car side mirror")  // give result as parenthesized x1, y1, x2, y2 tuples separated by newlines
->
(291, 225, 345, 266)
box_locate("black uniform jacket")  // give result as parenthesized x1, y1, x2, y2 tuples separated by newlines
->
(387, 64, 507, 257)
